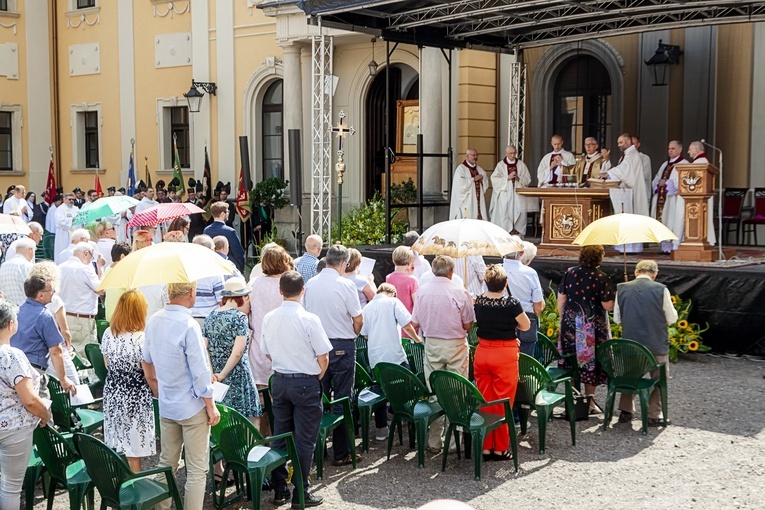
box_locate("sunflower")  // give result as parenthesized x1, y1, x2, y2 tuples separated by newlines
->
(677, 320, 688, 329)
(688, 340, 699, 351)
(547, 328, 554, 337)
(671, 295, 678, 304)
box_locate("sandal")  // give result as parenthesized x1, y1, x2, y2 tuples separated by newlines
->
(491, 450, 513, 461)
(589, 404, 603, 415)
(482, 451, 493, 462)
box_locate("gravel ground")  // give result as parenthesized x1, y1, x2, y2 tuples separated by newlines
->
(26, 354, 765, 510)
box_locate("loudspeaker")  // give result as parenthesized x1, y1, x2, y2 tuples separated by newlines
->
(288, 129, 302, 207)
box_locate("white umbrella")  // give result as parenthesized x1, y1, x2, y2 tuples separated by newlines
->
(411, 219, 524, 258)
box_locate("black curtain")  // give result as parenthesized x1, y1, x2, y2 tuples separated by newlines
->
(365, 67, 402, 200)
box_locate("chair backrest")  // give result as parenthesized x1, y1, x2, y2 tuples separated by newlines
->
(753, 188, 765, 217)
(516, 354, 554, 405)
(48, 376, 77, 431)
(722, 188, 747, 217)
(96, 320, 110, 343)
(597, 339, 659, 382)
(428, 370, 484, 429)
(85, 343, 108, 384)
(534, 333, 562, 367)
(467, 323, 479, 346)
(73, 433, 133, 508)
(356, 335, 372, 375)
(33, 425, 83, 484)
(375, 362, 430, 418)
(402, 341, 425, 383)
(354, 361, 374, 391)
(41, 232, 55, 261)
(210, 403, 263, 467)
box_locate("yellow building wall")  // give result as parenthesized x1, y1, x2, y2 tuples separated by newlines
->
(458, 49, 497, 159)
(132, 1, 192, 188)
(716, 24, 753, 187)
(0, 1, 31, 191)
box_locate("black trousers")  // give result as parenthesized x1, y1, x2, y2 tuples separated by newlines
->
(321, 338, 356, 461)
(270, 374, 323, 493)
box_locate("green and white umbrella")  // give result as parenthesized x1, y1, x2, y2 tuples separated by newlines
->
(73, 196, 140, 225)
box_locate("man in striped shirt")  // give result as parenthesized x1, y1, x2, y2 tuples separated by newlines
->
(190, 235, 224, 328)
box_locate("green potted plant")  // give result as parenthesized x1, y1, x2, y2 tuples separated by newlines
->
(389, 178, 417, 224)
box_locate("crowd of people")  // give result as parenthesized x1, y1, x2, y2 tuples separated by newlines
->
(0, 172, 676, 509)
(450, 134, 716, 253)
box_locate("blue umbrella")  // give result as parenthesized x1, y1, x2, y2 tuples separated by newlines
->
(73, 196, 140, 225)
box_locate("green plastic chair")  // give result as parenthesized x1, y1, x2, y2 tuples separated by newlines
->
(597, 338, 669, 435)
(266, 376, 356, 481)
(467, 344, 477, 383)
(84, 343, 108, 391)
(71, 353, 92, 372)
(33, 425, 94, 510)
(96, 320, 110, 343)
(316, 393, 356, 480)
(355, 335, 373, 378)
(353, 362, 387, 453)
(48, 376, 104, 434)
(402, 340, 426, 385)
(428, 370, 518, 480)
(23, 447, 45, 510)
(515, 354, 577, 454)
(210, 403, 304, 510)
(73, 433, 183, 510)
(534, 332, 578, 388)
(258, 386, 274, 435)
(41, 231, 55, 260)
(374, 362, 444, 469)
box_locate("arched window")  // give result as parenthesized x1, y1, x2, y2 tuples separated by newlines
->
(553, 56, 611, 154)
(262, 80, 283, 180)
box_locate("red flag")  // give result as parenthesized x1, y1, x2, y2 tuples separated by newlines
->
(45, 157, 56, 205)
(94, 171, 103, 198)
(236, 167, 251, 221)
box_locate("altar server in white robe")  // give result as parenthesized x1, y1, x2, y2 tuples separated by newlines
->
(600, 133, 649, 253)
(54, 193, 80, 259)
(537, 134, 576, 186)
(449, 148, 488, 220)
(650, 140, 688, 253)
(490, 145, 531, 234)
(632, 136, 653, 207)
(681, 141, 717, 246)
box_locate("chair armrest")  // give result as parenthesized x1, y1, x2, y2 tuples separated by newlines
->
(481, 397, 511, 408)
(261, 432, 293, 444)
(132, 465, 173, 478)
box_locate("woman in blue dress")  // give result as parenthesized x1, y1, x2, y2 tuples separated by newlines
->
(203, 277, 261, 423)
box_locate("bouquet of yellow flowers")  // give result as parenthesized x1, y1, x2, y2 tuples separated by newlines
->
(666, 295, 710, 362)
(539, 283, 561, 340)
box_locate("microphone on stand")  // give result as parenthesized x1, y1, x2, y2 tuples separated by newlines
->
(700, 139, 723, 261)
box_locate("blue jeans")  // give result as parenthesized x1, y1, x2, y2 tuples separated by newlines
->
(270, 374, 324, 492)
(321, 339, 356, 461)
(517, 313, 538, 357)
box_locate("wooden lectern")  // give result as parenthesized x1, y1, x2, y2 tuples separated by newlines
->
(671, 163, 734, 261)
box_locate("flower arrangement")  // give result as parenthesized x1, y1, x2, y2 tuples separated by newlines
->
(539, 283, 709, 363)
(666, 295, 710, 363)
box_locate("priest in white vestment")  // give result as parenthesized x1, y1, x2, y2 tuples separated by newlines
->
(601, 133, 649, 253)
(632, 136, 653, 208)
(680, 141, 717, 246)
(490, 145, 531, 234)
(537, 134, 576, 186)
(54, 194, 80, 259)
(449, 148, 488, 220)
(2, 186, 33, 222)
(650, 140, 687, 253)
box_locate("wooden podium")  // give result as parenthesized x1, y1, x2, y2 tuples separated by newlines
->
(671, 163, 734, 261)
(516, 187, 612, 254)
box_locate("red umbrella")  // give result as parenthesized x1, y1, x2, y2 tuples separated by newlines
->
(127, 202, 205, 228)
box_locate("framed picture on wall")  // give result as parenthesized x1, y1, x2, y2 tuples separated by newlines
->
(396, 99, 420, 155)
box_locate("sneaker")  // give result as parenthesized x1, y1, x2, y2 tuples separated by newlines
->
(292, 492, 323, 508)
(272, 486, 292, 505)
(375, 427, 388, 441)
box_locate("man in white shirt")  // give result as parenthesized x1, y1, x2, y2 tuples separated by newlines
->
(402, 231, 430, 280)
(45, 194, 63, 234)
(303, 245, 363, 467)
(54, 194, 79, 260)
(503, 249, 544, 356)
(55, 229, 91, 265)
(261, 271, 332, 509)
(2, 185, 33, 222)
(80, 189, 98, 211)
(0, 238, 36, 305)
(58, 243, 104, 356)
(537, 134, 576, 186)
(4, 222, 43, 262)
(95, 221, 117, 266)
